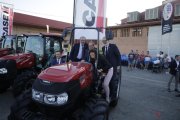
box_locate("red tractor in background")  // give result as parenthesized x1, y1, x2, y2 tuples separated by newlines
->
(8, 27, 121, 120)
(0, 35, 17, 57)
(0, 33, 64, 96)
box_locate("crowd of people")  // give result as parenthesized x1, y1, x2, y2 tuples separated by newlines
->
(125, 50, 173, 72)
(49, 36, 121, 103)
(126, 49, 180, 97)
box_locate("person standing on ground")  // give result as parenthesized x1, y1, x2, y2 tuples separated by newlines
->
(175, 55, 180, 97)
(138, 51, 145, 69)
(128, 50, 135, 71)
(144, 51, 151, 70)
(134, 50, 139, 69)
(168, 55, 180, 92)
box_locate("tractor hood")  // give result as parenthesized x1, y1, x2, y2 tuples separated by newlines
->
(38, 62, 92, 83)
(0, 53, 35, 69)
(0, 53, 32, 60)
(0, 48, 12, 57)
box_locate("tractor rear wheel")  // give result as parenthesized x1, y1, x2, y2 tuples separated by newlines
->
(12, 70, 37, 97)
(80, 98, 109, 120)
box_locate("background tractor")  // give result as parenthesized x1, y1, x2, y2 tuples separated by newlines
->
(8, 27, 121, 120)
(0, 33, 64, 96)
(0, 35, 17, 57)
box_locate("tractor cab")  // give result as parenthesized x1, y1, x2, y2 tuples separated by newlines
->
(0, 35, 17, 57)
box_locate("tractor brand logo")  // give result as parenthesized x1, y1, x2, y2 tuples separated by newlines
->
(82, 0, 104, 30)
(83, 0, 96, 27)
(1, 6, 9, 36)
(0, 4, 13, 36)
(74, 0, 106, 39)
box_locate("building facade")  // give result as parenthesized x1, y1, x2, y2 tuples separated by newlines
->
(109, 0, 180, 57)
(12, 12, 71, 35)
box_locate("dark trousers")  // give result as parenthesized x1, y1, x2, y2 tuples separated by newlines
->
(168, 71, 179, 90)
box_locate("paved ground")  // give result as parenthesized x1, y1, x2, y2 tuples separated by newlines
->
(109, 67, 180, 120)
(0, 67, 180, 120)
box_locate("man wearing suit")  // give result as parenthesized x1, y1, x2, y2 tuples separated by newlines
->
(102, 39, 121, 75)
(70, 36, 89, 62)
(50, 50, 66, 66)
(102, 39, 121, 101)
(174, 55, 180, 97)
(168, 55, 180, 92)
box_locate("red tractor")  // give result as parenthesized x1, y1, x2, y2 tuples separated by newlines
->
(8, 28, 121, 120)
(0, 33, 64, 95)
(0, 35, 17, 57)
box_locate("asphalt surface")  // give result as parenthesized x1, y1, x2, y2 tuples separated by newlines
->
(0, 67, 180, 120)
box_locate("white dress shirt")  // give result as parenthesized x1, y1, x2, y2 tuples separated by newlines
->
(77, 43, 83, 59)
(57, 58, 61, 64)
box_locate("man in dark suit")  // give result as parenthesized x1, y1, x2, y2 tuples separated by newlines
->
(69, 36, 89, 62)
(50, 50, 66, 66)
(102, 39, 121, 75)
(102, 39, 121, 102)
(168, 55, 180, 92)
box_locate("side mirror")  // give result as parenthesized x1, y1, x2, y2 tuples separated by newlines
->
(106, 30, 114, 40)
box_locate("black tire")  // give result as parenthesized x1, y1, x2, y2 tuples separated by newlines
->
(8, 89, 47, 120)
(110, 66, 121, 107)
(0, 59, 17, 93)
(12, 70, 37, 97)
(80, 98, 109, 120)
(0, 83, 11, 93)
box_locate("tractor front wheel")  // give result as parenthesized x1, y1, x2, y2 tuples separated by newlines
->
(12, 70, 37, 97)
(80, 98, 109, 120)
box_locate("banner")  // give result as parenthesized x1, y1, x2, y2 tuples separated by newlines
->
(74, 0, 107, 40)
(162, 2, 173, 35)
(0, 3, 14, 37)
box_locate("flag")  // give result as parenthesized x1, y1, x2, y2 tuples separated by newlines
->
(162, 2, 173, 35)
(74, 0, 107, 40)
(0, 3, 14, 37)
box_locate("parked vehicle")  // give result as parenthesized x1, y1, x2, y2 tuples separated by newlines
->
(0, 33, 63, 96)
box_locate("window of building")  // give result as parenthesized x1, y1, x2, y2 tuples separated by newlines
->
(145, 7, 159, 20)
(132, 27, 142, 37)
(175, 4, 180, 16)
(120, 28, 130, 37)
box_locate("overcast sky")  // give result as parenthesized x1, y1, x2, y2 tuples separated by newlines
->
(0, 0, 163, 26)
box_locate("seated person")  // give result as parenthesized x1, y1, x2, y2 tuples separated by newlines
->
(50, 50, 66, 66)
(89, 49, 113, 103)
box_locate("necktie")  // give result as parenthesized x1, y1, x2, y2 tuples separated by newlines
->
(57, 59, 61, 64)
(82, 45, 84, 58)
(105, 46, 108, 56)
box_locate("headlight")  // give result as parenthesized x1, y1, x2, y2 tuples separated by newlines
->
(32, 89, 68, 105)
(32, 89, 43, 102)
(0, 68, 7, 74)
(44, 95, 56, 104)
(57, 93, 68, 105)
